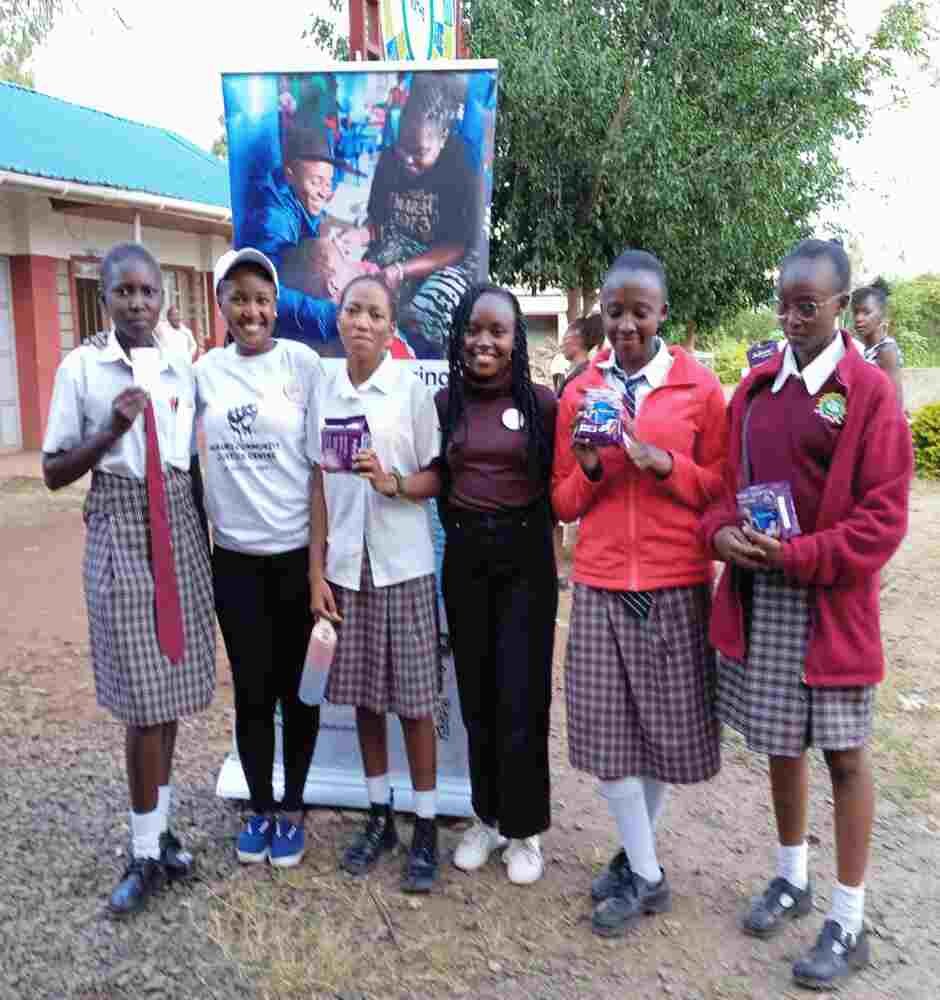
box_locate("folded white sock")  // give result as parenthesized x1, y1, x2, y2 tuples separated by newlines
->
(156, 784, 172, 835)
(828, 880, 865, 937)
(366, 774, 391, 806)
(413, 789, 437, 819)
(600, 777, 662, 884)
(776, 841, 809, 891)
(131, 808, 162, 861)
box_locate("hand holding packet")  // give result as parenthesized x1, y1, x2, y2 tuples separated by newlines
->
(320, 416, 371, 472)
(736, 481, 802, 540)
(575, 388, 624, 447)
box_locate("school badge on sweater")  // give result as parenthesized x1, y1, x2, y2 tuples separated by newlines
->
(815, 392, 846, 426)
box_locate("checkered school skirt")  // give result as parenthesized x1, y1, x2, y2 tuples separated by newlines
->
(82, 470, 216, 726)
(326, 550, 439, 719)
(716, 572, 875, 757)
(565, 583, 721, 783)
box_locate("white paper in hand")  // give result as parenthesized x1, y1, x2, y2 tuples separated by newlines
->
(130, 347, 163, 396)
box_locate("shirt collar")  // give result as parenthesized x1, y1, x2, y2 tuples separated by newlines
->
(597, 337, 672, 388)
(337, 352, 397, 399)
(772, 333, 845, 395)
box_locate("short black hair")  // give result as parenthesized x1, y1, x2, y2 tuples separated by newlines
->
(780, 238, 851, 293)
(568, 313, 604, 350)
(851, 276, 891, 311)
(604, 249, 669, 300)
(338, 273, 398, 328)
(100, 242, 161, 291)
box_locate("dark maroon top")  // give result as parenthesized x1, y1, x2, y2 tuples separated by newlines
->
(435, 373, 557, 513)
(746, 373, 843, 534)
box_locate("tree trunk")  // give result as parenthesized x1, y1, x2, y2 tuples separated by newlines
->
(566, 288, 581, 324)
(582, 286, 598, 316)
(682, 320, 698, 352)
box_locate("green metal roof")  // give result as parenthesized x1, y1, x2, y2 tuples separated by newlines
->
(0, 82, 230, 209)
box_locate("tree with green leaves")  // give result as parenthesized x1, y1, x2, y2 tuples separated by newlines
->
(465, 0, 933, 338)
(0, 0, 63, 87)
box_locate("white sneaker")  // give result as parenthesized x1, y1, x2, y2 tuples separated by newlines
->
(503, 836, 544, 885)
(453, 821, 508, 872)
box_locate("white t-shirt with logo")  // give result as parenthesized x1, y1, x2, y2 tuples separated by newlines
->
(195, 340, 321, 555)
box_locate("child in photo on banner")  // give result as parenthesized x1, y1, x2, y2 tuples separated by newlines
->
(195, 248, 323, 870)
(308, 274, 443, 894)
(42, 243, 216, 917)
(704, 238, 913, 991)
(552, 250, 727, 936)
(436, 284, 558, 886)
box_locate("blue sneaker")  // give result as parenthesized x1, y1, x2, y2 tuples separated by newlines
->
(237, 814, 273, 864)
(270, 818, 305, 868)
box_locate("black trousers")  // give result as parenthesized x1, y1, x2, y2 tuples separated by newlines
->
(442, 504, 558, 839)
(212, 545, 319, 813)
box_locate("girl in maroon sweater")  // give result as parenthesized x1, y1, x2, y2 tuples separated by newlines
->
(704, 239, 913, 991)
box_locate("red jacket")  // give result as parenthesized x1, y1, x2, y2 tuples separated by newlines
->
(702, 331, 913, 687)
(552, 346, 728, 591)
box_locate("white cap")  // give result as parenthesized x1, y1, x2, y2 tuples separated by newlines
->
(213, 247, 279, 300)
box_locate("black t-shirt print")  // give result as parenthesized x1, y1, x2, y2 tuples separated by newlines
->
(367, 134, 482, 250)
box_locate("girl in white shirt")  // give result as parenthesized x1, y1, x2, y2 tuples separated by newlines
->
(196, 249, 323, 869)
(310, 274, 442, 893)
(42, 242, 215, 917)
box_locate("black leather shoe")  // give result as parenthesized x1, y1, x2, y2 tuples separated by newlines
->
(793, 920, 870, 990)
(742, 877, 813, 939)
(160, 829, 195, 881)
(401, 817, 439, 893)
(341, 802, 398, 876)
(591, 849, 631, 902)
(592, 866, 672, 937)
(108, 858, 167, 917)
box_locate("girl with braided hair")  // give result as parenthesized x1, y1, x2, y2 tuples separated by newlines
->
(435, 283, 558, 885)
(852, 277, 904, 407)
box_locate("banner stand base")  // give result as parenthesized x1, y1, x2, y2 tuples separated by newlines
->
(215, 753, 474, 819)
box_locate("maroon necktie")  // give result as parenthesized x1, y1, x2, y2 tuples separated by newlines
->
(144, 400, 185, 663)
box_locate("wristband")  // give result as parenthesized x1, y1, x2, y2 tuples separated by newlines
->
(390, 468, 405, 497)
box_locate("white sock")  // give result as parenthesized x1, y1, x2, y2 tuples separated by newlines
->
(828, 881, 865, 936)
(776, 841, 809, 891)
(413, 789, 437, 820)
(600, 777, 662, 884)
(156, 785, 172, 835)
(643, 778, 668, 830)
(130, 808, 162, 861)
(366, 773, 391, 806)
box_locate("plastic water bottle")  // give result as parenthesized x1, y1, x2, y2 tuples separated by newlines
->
(298, 619, 337, 705)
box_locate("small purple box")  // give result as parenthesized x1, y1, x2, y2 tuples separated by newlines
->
(321, 416, 371, 472)
(737, 481, 802, 540)
(747, 340, 780, 369)
(576, 388, 624, 447)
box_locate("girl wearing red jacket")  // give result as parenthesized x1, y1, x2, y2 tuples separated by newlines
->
(704, 239, 912, 991)
(553, 250, 727, 938)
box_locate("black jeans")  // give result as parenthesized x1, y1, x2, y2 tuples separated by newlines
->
(442, 504, 558, 839)
(212, 545, 319, 813)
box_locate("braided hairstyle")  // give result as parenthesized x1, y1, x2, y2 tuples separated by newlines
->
(444, 283, 551, 483)
(851, 276, 891, 314)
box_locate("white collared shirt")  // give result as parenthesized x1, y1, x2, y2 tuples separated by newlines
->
(772, 334, 846, 395)
(42, 331, 196, 479)
(597, 337, 674, 412)
(308, 355, 440, 590)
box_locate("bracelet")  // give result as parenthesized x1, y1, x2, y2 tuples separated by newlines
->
(390, 469, 405, 498)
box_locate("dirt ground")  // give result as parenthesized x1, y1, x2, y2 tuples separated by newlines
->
(1, 466, 938, 1000)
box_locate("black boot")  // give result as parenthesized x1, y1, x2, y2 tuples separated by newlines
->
(342, 801, 398, 876)
(792, 920, 870, 990)
(108, 858, 167, 917)
(159, 829, 195, 881)
(402, 817, 439, 894)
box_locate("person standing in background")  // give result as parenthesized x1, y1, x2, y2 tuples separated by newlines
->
(852, 278, 904, 407)
(155, 305, 198, 363)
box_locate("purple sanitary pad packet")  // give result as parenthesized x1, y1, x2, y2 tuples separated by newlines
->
(746, 340, 780, 368)
(736, 481, 802, 540)
(321, 416, 371, 472)
(576, 388, 624, 447)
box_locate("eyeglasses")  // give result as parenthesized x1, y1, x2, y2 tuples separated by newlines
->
(775, 293, 844, 321)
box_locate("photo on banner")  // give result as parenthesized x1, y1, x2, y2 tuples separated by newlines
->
(216, 61, 499, 816)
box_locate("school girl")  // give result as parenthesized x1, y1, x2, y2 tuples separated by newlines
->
(195, 248, 322, 867)
(309, 274, 442, 893)
(705, 239, 912, 989)
(42, 242, 215, 916)
(852, 277, 904, 407)
(552, 251, 727, 935)
(437, 284, 558, 885)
